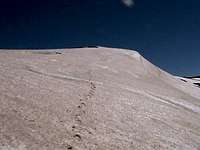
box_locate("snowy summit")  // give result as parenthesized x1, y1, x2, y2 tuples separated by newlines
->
(0, 47, 200, 150)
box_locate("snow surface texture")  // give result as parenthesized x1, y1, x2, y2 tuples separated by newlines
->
(0, 47, 200, 150)
(178, 76, 200, 88)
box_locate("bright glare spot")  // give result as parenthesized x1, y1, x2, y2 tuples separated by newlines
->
(121, 0, 135, 7)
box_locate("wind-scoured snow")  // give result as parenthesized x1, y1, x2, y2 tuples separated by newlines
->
(178, 76, 200, 89)
(0, 47, 200, 150)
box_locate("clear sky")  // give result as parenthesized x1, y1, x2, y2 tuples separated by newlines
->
(0, 0, 199, 76)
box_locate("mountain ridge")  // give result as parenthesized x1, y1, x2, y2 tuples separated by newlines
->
(0, 47, 200, 150)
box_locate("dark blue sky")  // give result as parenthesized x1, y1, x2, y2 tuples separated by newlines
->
(0, 0, 200, 76)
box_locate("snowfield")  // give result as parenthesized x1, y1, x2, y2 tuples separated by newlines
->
(178, 76, 200, 88)
(0, 47, 200, 150)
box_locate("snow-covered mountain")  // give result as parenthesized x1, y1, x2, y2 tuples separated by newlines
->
(178, 76, 200, 88)
(0, 47, 200, 150)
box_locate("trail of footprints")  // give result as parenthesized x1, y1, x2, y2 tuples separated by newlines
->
(69, 81, 97, 149)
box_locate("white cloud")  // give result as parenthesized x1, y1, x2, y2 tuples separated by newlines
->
(121, 0, 135, 7)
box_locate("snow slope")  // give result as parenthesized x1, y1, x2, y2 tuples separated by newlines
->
(0, 47, 200, 150)
(178, 76, 200, 88)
